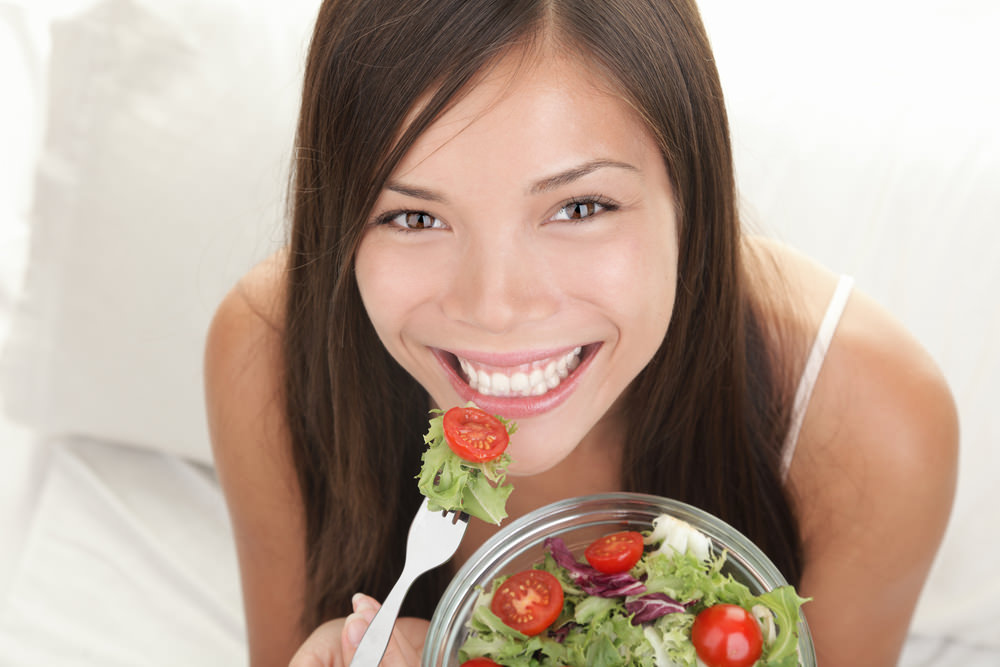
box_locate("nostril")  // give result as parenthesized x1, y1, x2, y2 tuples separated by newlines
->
(442, 272, 559, 333)
(439, 237, 559, 332)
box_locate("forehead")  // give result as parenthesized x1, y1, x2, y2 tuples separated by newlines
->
(391, 50, 659, 184)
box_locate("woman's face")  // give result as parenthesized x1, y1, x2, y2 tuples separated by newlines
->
(355, 51, 679, 475)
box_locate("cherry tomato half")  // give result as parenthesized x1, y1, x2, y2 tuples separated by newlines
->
(460, 659, 500, 667)
(490, 569, 564, 636)
(690, 604, 764, 667)
(443, 406, 509, 462)
(584, 531, 645, 574)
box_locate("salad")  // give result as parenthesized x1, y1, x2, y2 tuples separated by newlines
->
(417, 405, 517, 524)
(457, 514, 810, 667)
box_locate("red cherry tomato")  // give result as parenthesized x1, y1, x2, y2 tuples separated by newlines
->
(490, 569, 564, 636)
(584, 531, 645, 574)
(690, 604, 764, 667)
(460, 659, 500, 667)
(443, 406, 509, 462)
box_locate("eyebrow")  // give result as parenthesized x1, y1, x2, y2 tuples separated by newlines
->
(384, 158, 639, 203)
(529, 159, 639, 194)
(384, 182, 448, 203)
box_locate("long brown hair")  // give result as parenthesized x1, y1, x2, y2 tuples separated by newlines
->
(285, 0, 802, 631)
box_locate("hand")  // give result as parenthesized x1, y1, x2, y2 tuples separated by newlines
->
(288, 594, 429, 667)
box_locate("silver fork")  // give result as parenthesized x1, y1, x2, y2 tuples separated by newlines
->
(350, 497, 469, 665)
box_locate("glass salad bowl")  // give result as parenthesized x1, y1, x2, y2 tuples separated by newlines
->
(422, 492, 816, 666)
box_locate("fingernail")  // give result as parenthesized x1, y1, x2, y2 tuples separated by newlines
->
(352, 593, 376, 613)
(345, 613, 367, 647)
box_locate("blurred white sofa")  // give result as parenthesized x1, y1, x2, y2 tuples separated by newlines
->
(0, 0, 997, 665)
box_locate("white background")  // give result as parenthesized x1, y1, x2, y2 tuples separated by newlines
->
(1, 0, 998, 664)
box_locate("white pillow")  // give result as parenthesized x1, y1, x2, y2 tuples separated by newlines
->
(0, 0, 319, 463)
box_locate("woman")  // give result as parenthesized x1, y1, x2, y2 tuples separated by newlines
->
(204, 0, 958, 665)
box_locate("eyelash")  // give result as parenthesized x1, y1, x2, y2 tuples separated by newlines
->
(552, 195, 619, 222)
(370, 194, 620, 232)
(372, 209, 445, 232)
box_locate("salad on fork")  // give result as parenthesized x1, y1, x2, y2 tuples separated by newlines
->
(417, 405, 518, 525)
(350, 405, 518, 665)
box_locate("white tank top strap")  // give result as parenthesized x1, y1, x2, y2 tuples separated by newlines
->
(780, 275, 855, 480)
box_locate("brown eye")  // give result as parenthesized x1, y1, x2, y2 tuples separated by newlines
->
(382, 210, 445, 230)
(551, 198, 615, 222)
(566, 202, 599, 219)
(404, 212, 441, 229)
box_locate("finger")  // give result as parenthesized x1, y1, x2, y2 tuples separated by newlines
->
(340, 594, 380, 665)
(352, 592, 380, 615)
(289, 618, 346, 667)
(341, 594, 422, 666)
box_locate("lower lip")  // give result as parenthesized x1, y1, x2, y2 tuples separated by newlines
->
(433, 345, 599, 419)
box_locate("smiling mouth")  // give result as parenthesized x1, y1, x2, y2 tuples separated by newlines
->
(448, 345, 593, 398)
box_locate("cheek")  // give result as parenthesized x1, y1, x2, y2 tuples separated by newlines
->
(354, 244, 382, 319)
(551, 229, 677, 327)
(626, 215, 679, 322)
(638, 235, 679, 327)
(354, 238, 411, 345)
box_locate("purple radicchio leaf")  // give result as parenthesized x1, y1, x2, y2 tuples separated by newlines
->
(624, 592, 686, 624)
(543, 537, 647, 597)
(548, 621, 578, 643)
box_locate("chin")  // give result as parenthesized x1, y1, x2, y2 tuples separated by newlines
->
(504, 458, 557, 477)
(502, 438, 576, 477)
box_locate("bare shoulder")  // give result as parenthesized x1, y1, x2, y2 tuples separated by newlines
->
(204, 248, 289, 461)
(750, 237, 959, 664)
(747, 238, 958, 483)
(204, 248, 308, 664)
(207, 248, 287, 343)
(758, 236, 960, 520)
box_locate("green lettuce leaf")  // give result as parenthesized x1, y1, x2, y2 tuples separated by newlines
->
(457, 514, 812, 666)
(415, 407, 515, 525)
(757, 585, 812, 666)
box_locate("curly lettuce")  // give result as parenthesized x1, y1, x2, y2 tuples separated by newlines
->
(458, 515, 811, 666)
(416, 407, 516, 524)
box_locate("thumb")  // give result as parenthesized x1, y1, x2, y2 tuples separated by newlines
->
(340, 593, 380, 664)
(341, 593, 423, 666)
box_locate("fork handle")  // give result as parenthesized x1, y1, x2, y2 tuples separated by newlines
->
(349, 565, 418, 666)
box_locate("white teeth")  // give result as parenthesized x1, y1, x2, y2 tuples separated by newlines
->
(457, 347, 584, 398)
(478, 369, 492, 393)
(460, 359, 475, 388)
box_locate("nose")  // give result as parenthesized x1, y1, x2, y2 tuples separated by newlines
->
(439, 231, 558, 334)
